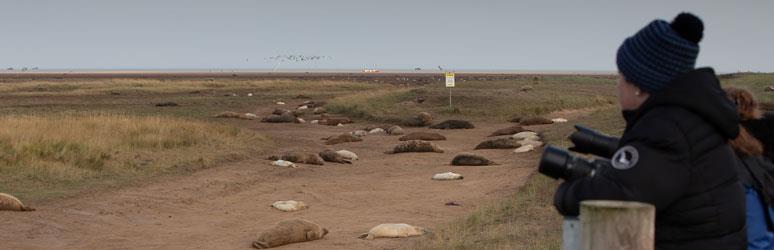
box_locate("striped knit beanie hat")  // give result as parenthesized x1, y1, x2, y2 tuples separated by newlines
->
(616, 13, 704, 93)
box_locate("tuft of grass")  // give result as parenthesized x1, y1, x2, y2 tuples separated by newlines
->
(413, 106, 624, 250)
(0, 113, 268, 201)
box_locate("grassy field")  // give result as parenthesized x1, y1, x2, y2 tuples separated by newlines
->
(0, 114, 267, 201)
(327, 76, 618, 122)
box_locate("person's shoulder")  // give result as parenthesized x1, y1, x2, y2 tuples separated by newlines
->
(632, 105, 727, 154)
(625, 107, 689, 147)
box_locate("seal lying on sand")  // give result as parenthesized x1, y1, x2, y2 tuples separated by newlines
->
(518, 139, 544, 148)
(511, 131, 540, 141)
(319, 114, 353, 126)
(252, 219, 328, 249)
(488, 125, 529, 137)
(301, 100, 326, 108)
(349, 130, 368, 137)
(336, 150, 358, 161)
(0, 193, 34, 211)
(399, 132, 446, 141)
(429, 120, 475, 129)
(387, 125, 405, 135)
(513, 144, 535, 153)
(451, 153, 494, 166)
(404, 112, 433, 127)
(271, 200, 308, 212)
(386, 140, 444, 154)
(271, 160, 297, 168)
(268, 152, 325, 165)
(321, 118, 353, 126)
(214, 111, 254, 120)
(319, 149, 352, 164)
(261, 111, 298, 123)
(474, 138, 521, 149)
(517, 116, 554, 126)
(432, 172, 464, 181)
(358, 223, 429, 240)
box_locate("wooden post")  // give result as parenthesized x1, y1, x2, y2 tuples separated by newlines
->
(562, 217, 581, 250)
(580, 200, 655, 250)
(449, 88, 452, 110)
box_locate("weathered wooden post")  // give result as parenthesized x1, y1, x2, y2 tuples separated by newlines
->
(580, 200, 655, 250)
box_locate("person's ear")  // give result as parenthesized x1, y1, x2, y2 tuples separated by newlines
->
(633, 85, 648, 97)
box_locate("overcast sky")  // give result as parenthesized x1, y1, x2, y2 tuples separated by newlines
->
(1, 0, 772, 72)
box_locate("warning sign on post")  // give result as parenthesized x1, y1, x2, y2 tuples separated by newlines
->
(445, 72, 455, 87)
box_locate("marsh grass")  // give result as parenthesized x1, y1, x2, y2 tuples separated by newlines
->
(0, 114, 268, 201)
(327, 76, 617, 122)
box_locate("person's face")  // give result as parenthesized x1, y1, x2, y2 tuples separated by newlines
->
(617, 74, 649, 111)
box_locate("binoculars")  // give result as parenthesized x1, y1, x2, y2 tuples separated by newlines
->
(538, 125, 619, 180)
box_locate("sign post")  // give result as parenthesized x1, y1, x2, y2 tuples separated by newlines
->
(445, 72, 455, 110)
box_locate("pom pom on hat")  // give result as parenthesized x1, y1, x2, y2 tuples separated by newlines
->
(616, 12, 703, 93)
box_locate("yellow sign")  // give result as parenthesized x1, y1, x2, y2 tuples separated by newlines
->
(445, 72, 455, 87)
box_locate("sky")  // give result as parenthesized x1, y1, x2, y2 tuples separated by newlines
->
(1, 0, 772, 72)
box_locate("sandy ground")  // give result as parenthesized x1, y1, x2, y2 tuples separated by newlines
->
(0, 108, 547, 249)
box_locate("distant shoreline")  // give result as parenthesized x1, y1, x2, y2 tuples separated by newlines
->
(0, 68, 617, 75)
(0, 70, 620, 84)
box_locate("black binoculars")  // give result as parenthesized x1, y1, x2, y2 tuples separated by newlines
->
(538, 125, 619, 180)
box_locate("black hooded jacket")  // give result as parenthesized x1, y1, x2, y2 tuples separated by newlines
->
(554, 68, 747, 249)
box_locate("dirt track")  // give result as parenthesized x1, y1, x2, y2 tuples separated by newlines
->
(0, 109, 546, 249)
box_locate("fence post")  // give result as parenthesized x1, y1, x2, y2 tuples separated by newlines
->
(580, 200, 655, 250)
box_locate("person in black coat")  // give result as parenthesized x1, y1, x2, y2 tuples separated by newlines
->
(725, 87, 774, 249)
(553, 13, 747, 249)
(729, 126, 774, 249)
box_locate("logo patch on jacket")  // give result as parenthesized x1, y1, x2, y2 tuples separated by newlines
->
(612, 145, 639, 170)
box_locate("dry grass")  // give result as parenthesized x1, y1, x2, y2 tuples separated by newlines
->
(0, 113, 268, 201)
(327, 76, 617, 122)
